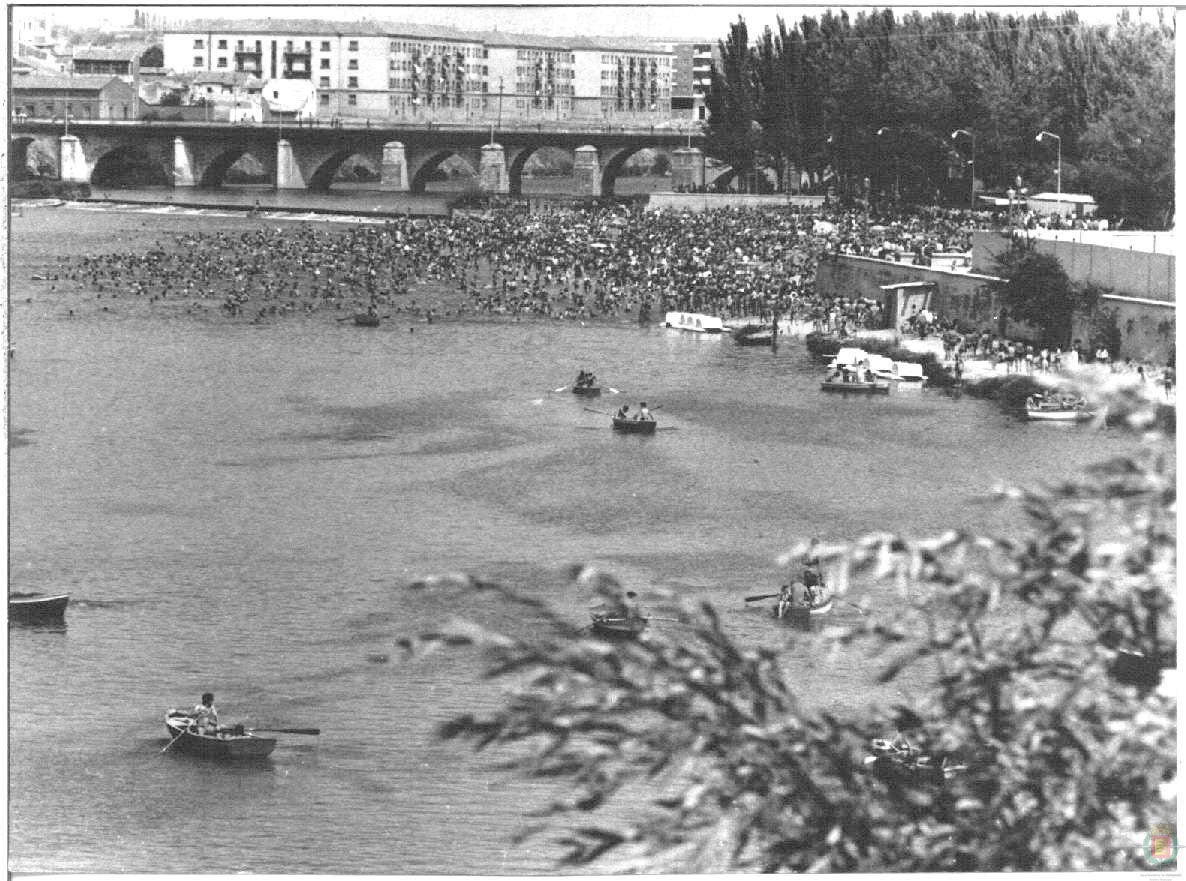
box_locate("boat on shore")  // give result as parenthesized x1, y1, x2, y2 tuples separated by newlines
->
(733, 323, 777, 346)
(164, 710, 277, 760)
(865, 738, 962, 784)
(665, 311, 724, 334)
(821, 379, 891, 394)
(9, 593, 69, 624)
(612, 416, 657, 434)
(1025, 394, 1093, 421)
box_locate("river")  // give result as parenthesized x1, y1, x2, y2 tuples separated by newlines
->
(6, 202, 1160, 873)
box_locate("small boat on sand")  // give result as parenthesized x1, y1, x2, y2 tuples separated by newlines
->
(164, 710, 277, 760)
(9, 593, 69, 624)
(612, 417, 657, 434)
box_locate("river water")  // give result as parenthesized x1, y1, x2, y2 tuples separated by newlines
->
(7, 205, 1159, 873)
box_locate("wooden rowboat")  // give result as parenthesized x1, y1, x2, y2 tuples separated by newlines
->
(354, 313, 381, 327)
(612, 417, 657, 434)
(821, 379, 891, 394)
(733, 324, 776, 346)
(9, 593, 69, 624)
(1025, 404, 1093, 421)
(772, 594, 834, 627)
(164, 710, 277, 760)
(572, 385, 602, 397)
(590, 615, 648, 639)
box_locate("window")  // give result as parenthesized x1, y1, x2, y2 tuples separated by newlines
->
(348, 40, 358, 51)
(347, 93, 357, 105)
(320, 93, 330, 105)
(194, 56, 203, 67)
(218, 39, 227, 49)
(236, 40, 244, 50)
(347, 59, 358, 69)
(320, 58, 330, 69)
(319, 76, 330, 87)
(216, 57, 227, 68)
(193, 39, 204, 49)
(347, 76, 358, 87)
(321, 40, 331, 51)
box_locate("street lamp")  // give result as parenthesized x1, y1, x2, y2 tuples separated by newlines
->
(877, 127, 898, 203)
(1036, 130, 1061, 200)
(496, 76, 504, 132)
(951, 128, 975, 209)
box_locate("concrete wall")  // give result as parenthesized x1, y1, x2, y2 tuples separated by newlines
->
(817, 253, 1175, 362)
(973, 231, 1175, 302)
(647, 192, 825, 212)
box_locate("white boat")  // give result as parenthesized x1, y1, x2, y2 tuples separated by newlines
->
(865, 353, 896, 381)
(664, 311, 724, 334)
(893, 362, 928, 386)
(1025, 404, 1094, 421)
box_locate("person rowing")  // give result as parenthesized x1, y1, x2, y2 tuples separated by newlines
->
(777, 580, 811, 618)
(637, 401, 653, 421)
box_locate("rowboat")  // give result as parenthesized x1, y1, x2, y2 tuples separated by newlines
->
(572, 385, 602, 397)
(1025, 402, 1093, 421)
(9, 593, 69, 624)
(590, 615, 648, 639)
(821, 379, 891, 394)
(612, 417, 657, 434)
(864, 739, 961, 784)
(665, 311, 724, 334)
(354, 313, 381, 327)
(733, 324, 776, 346)
(773, 594, 834, 627)
(164, 710, 277, 760)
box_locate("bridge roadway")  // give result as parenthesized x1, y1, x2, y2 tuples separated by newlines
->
(11, 118, 709, 197)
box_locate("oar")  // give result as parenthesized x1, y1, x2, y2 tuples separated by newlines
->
(607, 387, 622, 394)
(335, 316, 353, 322)
(745, 593, 779, 603)
(161, 724, 189, 753)
(842, 601, 867, 615)
(554, 386, 568, 393)
(249, 727, 321, 736)
(584, 406, 611, 415)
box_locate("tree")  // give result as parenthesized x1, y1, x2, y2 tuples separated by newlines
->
(704, 19, 761, 191)
(990, 240, 1078, 347)
(401, 387, 1174, 873)
(139, 44, 164, 68)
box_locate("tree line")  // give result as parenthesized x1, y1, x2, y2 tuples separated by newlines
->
(705, 8, 1174, 228)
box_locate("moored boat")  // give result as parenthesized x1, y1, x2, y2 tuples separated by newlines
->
(590, 615, 648, 639)
(1025, 399, 1093, 421)
(163, 710, 277, 760)
(864, 738, 961, 784)
(821, 379, 891, 394)
(733, 324, 776, 346)
(572, 385, 602, 397)
(612, 416, 657, 434)
(9, 593, 69, 624)
(354, 313, 381, 327)
(665, 311, 724, 334)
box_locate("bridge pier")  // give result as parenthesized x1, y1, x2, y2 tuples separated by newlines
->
(59, 135, 89, 183)
(173, 136, 196, 187)
(671, 147, 705, 191)
(380, 141, 408, 191)
(276, 139, 306, 190)
(478, 143, 508, 195)
(573, 145, 602, 197)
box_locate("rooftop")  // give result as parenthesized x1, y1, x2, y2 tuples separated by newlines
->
(12, 73, 127, 91)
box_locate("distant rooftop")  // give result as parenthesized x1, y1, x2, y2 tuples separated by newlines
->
(13, 73, 127, 90)
(171, 17, 671, 52)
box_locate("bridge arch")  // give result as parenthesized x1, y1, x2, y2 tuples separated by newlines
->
(199, 145, 273, 189)
(507, 145, 575, 197)
(306, 148, 383, 192)
(91, 143, 171, 187)
(10, 136, 37, 180)
(407, 148, 478, 193)
(598, 144, 675, 197)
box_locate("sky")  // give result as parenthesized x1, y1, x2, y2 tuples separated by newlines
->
(15, 3, 1160, 41)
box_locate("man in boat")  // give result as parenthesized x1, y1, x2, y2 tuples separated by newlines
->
(777, 581, 810, 618)
(637, 402, 653, 421)
(616, 403, 630, 419)
(189, 692, 221, 735)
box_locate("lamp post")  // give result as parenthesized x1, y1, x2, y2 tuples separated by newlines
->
(950, 128, 975, 209)
(876, 126, 898, 203)
(1036, 130, 1061, 200)
(496, 76, 503, 132)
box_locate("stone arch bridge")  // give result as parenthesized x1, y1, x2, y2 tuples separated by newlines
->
(11, 120, 708, 197)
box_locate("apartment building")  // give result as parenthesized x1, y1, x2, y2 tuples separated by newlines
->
(163, 18, 675, 123)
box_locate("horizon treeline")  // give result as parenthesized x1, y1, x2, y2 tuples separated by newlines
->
(705, 8, 1174, 227)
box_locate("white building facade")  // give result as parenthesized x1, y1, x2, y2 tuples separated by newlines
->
(163, 19, 677, 124)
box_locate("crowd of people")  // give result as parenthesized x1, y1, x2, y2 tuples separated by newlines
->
(34, 199, 1170, 400)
